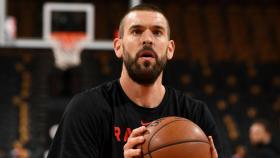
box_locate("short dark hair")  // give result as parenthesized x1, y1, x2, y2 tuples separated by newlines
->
(118, 4, 170, 39)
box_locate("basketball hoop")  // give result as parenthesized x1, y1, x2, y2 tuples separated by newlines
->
(50, 31, 87, 70)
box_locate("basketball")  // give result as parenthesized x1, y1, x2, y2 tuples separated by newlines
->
(137, 116, 211, 158)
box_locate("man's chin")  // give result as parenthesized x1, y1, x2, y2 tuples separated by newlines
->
(133, 77, 158, 86)
(137, 61, 156, 70)
(129, 70, 160, 85)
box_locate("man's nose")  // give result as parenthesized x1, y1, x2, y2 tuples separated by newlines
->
(141, 30, 153, 46)
(143, 40, 152, 46)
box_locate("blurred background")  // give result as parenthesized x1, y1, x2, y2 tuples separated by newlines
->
(0, 0, 279, 157)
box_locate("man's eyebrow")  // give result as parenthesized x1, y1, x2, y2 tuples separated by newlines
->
(152, 25, 165, 31)
(129, 25, 166, 31)
(129, 25, 143, 30)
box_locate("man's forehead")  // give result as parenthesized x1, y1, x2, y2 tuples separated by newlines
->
(252, 123, 265, 130)
(124, 11, 168, 29)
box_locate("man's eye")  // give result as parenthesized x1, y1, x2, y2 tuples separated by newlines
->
(132, 30, 142, 35)
(153, 30, 162, 36)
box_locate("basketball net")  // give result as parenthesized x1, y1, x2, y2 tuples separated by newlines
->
(50, 32, 86, 70)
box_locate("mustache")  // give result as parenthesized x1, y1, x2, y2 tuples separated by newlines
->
(136, 46, 158, 59)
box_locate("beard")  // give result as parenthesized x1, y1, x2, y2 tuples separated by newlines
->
(122, 46, 167, 85)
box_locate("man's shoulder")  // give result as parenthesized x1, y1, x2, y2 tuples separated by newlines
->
(79, 80, 118, 98)
(166, 86, 214, 130)
(166, 86, 206, 106)
(69, 80, 119, 110)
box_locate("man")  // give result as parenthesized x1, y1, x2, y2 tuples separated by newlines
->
(249, 119, 280, 158)
(232, 145, 247, 158)
(48, 4, 224, 158)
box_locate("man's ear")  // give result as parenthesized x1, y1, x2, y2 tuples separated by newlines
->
(114, 38, 122, 59)
(167, 40, 175, 60)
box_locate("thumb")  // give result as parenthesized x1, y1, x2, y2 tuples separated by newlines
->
(208, 136, 218, 158)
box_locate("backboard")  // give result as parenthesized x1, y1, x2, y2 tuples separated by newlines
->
(0, 0, 114, 50)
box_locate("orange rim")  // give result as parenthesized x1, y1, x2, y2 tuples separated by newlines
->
(51, 31, 86, 49)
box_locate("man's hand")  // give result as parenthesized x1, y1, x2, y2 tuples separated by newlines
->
(208, 136, 218, 158)
(123, 126, 147, 158)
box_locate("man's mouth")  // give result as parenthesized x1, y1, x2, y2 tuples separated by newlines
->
(137, 50, 156, 59)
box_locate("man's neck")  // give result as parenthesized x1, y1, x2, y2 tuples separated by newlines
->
(119, 68, 165, 108)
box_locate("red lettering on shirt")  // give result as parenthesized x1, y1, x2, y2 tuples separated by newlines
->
(123, 128, 132, 142)
(114, 127, 121, 142)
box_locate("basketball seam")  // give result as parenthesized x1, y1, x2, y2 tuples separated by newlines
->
(147, 119, 188, 158)
(143, 139, 209, 156)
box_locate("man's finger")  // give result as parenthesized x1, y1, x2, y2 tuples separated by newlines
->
(124, 148, 142, 157)
(123, 126, 147, 158)
(208, 136, 218, 158)
(129, 126, 147, 138)
(123, 136, 145, 150)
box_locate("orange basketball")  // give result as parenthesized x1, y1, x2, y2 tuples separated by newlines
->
(137, 116, 211, 158)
